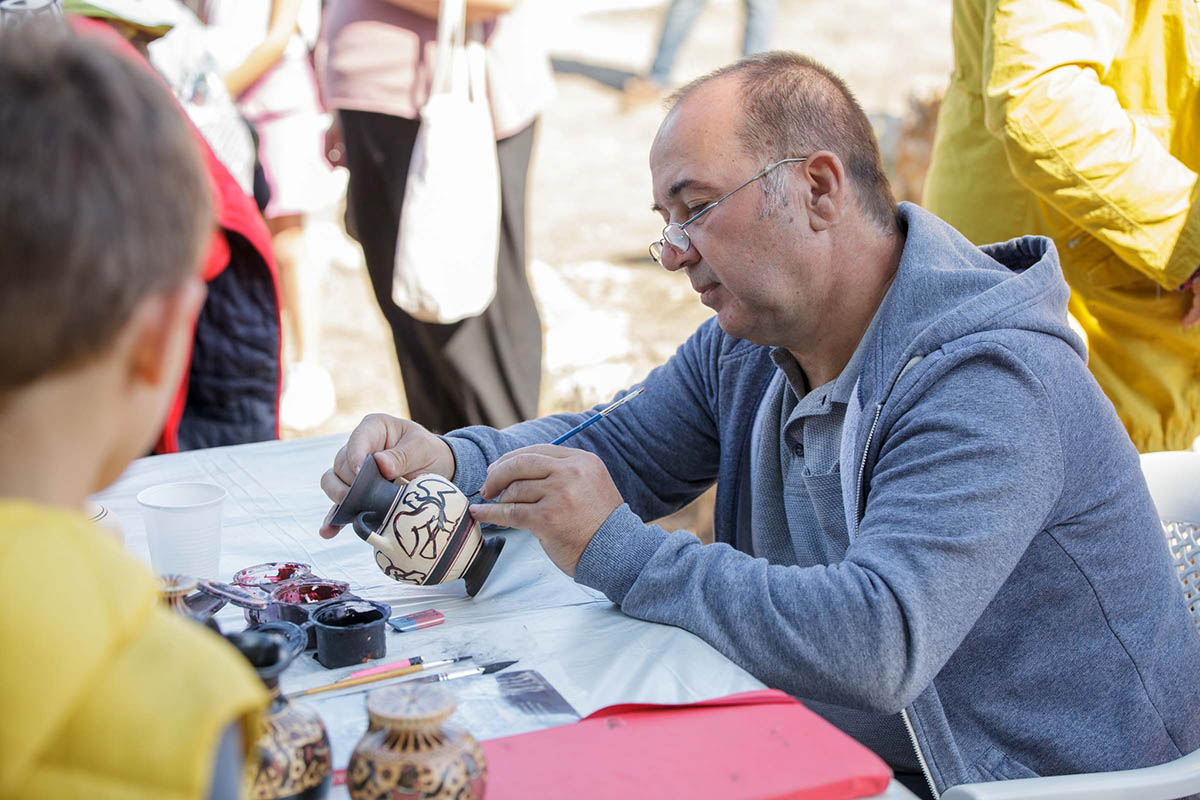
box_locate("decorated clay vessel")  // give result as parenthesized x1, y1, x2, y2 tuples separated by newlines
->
(347, 684, 486, 800)
(329, 456, 503, 596)
(159, 573, 198, 614)
(226, 623, 332, 800)
(85, 500, 124, 545)
(159, 573, 225, 628)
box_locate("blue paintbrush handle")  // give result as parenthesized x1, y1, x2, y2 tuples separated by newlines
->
(475, 387, 644, 504)
(549, 413, 603, 445)
(550, 386, 645, 446)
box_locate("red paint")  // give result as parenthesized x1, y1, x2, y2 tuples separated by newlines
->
(234, 562, 314, 589)
(272, 580, 349, 605)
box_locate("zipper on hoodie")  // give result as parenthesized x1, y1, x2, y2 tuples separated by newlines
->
(852, 403, 883, 540)
(901, 708, 940, 799)
(853, 401, 939, 798)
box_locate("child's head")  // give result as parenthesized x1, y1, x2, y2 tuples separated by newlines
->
(0, 21, 213, 488)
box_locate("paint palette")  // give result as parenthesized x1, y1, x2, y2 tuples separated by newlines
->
(196, 564, 362, 652)
(233, 561, 314, 589)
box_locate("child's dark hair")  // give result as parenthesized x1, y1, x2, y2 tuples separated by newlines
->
(0, 21, 212, 391)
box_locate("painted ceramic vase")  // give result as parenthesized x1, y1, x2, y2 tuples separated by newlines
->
(158, 573, 226, 628)
(226, 624, 332, 800)
(329, 456, 504, 596)
(347, 684, 486, 800)
(159, 573, 198, 614)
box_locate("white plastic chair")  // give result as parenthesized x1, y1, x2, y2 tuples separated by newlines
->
(943, 451, 1200, 800)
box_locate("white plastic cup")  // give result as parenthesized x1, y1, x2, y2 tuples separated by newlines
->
(136, 482, 227, 578)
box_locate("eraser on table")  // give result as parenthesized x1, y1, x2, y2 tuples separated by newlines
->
(387, 609, 445, 633)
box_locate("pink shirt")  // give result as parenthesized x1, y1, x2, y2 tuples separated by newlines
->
(318, 0, 554, 139)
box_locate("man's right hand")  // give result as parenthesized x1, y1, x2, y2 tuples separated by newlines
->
(318, 414, 456, 538)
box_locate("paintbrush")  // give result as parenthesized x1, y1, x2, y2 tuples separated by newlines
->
(550, 387, 645, 446)
(401, 659, 517, 684)
(291, 655, 469, 698)
(478, 389, 645, 506)
(345, 653, 425, 680)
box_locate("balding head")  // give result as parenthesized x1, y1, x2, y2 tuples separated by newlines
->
(666, 52, 897, 232)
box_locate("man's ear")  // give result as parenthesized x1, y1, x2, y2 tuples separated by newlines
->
(801, 151, 845, 231)
(127, 277, 207, 389)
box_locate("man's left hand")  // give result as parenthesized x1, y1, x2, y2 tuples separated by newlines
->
(469, 445, 623, 577)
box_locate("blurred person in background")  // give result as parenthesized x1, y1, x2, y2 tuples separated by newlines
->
(64, 0, 283, 453)
(203, 0, 341, 431)
(923, 0, 1200, 453)
(318, 0, 553, 433)
(146, 2, 259, 198)
(623, 0, 776, 106)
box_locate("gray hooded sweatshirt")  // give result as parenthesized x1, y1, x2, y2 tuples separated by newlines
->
(446, 203, 1200, 796)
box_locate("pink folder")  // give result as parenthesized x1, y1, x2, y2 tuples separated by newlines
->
(481, 689, 893, 799)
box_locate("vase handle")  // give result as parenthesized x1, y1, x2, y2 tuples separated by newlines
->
(353, 511, 381, 542)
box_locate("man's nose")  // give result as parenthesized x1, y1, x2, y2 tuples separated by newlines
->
(661, 240, 698, 272)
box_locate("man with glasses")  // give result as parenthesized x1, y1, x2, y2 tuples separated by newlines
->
(322, 52, 1200, 797)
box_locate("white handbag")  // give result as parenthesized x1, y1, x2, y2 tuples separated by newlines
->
(392, 0, 501, 324)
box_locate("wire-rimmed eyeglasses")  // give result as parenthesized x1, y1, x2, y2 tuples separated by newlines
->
(649, 157, 807, 264)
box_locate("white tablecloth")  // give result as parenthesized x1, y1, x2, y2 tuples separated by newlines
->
(96, 434, 917, 800)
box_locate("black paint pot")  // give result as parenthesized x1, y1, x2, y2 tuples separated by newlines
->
(312, 599, 390, 669)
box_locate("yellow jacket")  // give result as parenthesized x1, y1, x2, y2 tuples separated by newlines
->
(0, 501, 266, 800)
(924, 0, 1200, 452)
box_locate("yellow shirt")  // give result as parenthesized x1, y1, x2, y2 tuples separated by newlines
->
(924, 0, 1200, 451)
(0, 500, 266, 800)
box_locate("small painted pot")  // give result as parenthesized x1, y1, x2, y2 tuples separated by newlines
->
(347, 684, 486, 800)
(329, 457, 504, 596)
(86, 500, 124, 546)
(159, 573, 226, 628)
(225, 623, 332, 800)
(311, 599, 390, 669)
(159, 573, 198, 614)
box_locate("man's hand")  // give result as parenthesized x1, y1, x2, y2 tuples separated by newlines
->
(469, 445, 623, 577)
(1182, 284, 1200, 329)
(318, 414, 455, 538)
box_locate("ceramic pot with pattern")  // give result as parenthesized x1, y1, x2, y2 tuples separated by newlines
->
(347, 684, 486, 800)
(328, 456, 504, 597)
(158, 573, 225, 629)
(225, 623, 332, 800)
(85, 500, 124, 545)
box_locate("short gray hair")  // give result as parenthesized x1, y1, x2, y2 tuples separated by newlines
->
(669, 51, 898, 231)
